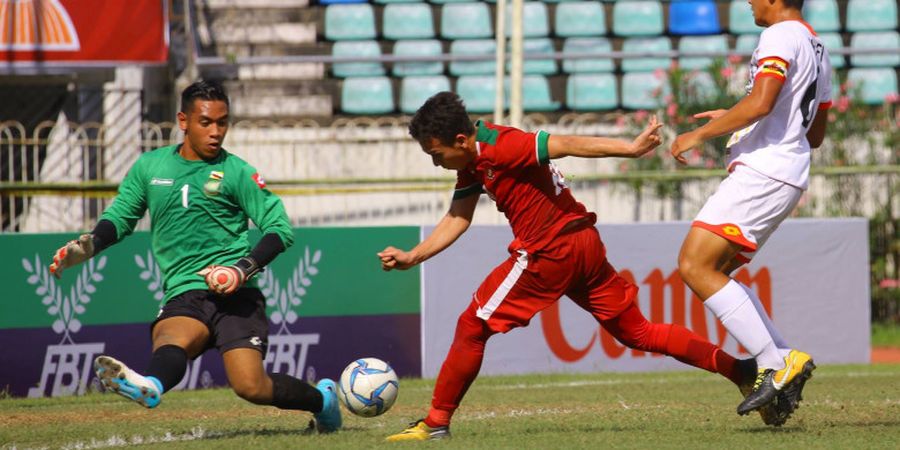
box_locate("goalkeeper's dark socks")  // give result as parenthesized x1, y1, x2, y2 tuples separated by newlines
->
(270, 373, 323, 412)
(145, 344, 188, 393)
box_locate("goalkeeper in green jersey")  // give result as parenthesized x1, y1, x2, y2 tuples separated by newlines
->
(47, 80, 341, 433)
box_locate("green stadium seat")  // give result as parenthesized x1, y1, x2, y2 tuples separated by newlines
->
(507, 38, 557, 75)
(678, 35, 728, 70)
(613, 1, 664, 37)
(621, 37, 672, 72)
(734, 33, 758, 56)
(554, 1, 606, 38)
(400, 75, 451, 114)
(456, 75, 498, 113)
(332, 41, 385, 78)
(562, 37, 614, 73)
(729, 0, 762, 34)
(383, 3, 435, 40)
(504, 2, 550, 38)
(392, 39, 444, 77)
(819, 32, 845, 69)
(803, 0, 840, 33)
(449, 39, 496, 76)
(847, 68, 898, 105)
(325, 4, 376, 41)
(566, 73, 617, 111)
(430, 0, 471, 3)
(520, 75, 561, 111)
(621, 72, 670, 110)
(846, 0, 897, 32)
(850, 31, 900, 68)
(441, 3, 493, 39)
(374, 0, 422, 3)
(341, 76, 395, 114)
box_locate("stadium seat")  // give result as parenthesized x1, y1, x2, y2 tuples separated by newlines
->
(449, 39, 497, 76)
(441, 3, 493, 39)
(562, 37, 614, 73)
(554, 1, 606, 38)
(847, 68, 898, 105)
(846, 0, 897, 32)
(621, 37, 672, 72)
(613, 0, 664, 37)
(566, 73, 617, 111)
(686, 71, 717, 102)
(400, 75, 451, 114)
(520, 75, 561, 111)
(803, 0, 840, 33)
(392, 39, 444, 77)
(383, 3, 435, 40)
(325, 4, 376, 41)
(504, 2, 550, 38)
(729, 0, 762, 34)
(341, 76, 395, 114)
(456, 75, 498, 113)
(734, 33, 758, 56)
(669, 0, 721, 36)
(320, 0, 367, 4)
(850, 31, 900, 68)
(374, 0, 422, 3)
(430, 0, 472, 3)
(332, 40, 385, 78)
(819, 32, 845, 69)
(507, 38, 557, 75)
(678, 35, 729, 70)
(621, 72, 670, 110)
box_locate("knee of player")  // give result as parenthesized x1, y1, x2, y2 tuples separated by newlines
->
(232, 380, 271, 404)
(677, 253, 704, 285)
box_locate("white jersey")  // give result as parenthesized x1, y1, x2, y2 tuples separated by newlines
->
(726, 20, 833, 190)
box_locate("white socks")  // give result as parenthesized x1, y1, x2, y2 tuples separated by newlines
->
(704, 279, 786, 370)
(739, 281, 791, 359)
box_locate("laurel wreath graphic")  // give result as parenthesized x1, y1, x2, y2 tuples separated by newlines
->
(134, 251, 165, 303)
(22, 254, 107, 344)
(259, 246, 321, 335)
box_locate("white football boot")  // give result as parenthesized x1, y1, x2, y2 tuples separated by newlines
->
(94, 355, 162, 408)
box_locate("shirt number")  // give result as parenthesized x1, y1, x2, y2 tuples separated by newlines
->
(181, 184, 189, 208)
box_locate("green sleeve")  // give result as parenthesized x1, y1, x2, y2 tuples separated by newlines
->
(99, 158, 147, 239)
(234, 166, 294, 249)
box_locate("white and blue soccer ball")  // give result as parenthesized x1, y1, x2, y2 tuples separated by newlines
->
(338, 357, 399, 417)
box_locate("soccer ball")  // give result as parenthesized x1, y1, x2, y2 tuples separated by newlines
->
(338, 357, 399, 417)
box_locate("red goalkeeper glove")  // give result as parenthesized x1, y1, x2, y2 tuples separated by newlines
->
(198, 257, 260, 296)
(49, 234, 95, 279)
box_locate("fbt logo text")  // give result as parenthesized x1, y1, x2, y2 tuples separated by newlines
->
(541, 267, 771, 362)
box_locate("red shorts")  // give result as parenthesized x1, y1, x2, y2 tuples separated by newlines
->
(472, 225, 637, 333)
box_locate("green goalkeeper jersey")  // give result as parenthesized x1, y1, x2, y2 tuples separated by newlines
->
(100, 144, 294, 301)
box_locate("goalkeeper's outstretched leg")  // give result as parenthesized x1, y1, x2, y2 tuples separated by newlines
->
(94, 355, 163, 409)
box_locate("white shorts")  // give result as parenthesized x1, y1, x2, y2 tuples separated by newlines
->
(693, 164, 803, 264)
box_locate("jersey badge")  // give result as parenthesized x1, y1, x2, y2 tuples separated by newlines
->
(252, 172, 266, 189)
(486, 168, 494, 180)
(203, 171, 224, 196)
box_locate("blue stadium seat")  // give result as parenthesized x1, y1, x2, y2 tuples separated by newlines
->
(400, 75, 451, 114)
(621, 72, 670, 110)
(520, 75, 561, 111)
(325, 4, 376, 41)
(847, 68, 898, 105)
(392, 39, 444, 77)
(850, 31, 900, 68)
(504, 2, 550, 38)
(678, 35, 728, 70)
(430, 0, 472, 3)
(562, 37, 614, 73)
(621, 37, 672, 72)
(341, 77, 395, 114)
(441, 3, 493, 39)
(819, 32, 845, 69)
(383, 3, 435, 40)
(669, 0, 721, 36)
(332, 41, 385, 78)
(319, 0, 367, 4)
(729, 0, 762, 34)
(374, 0, 423, 3)
(613, 1, 664, 37)
(554, 1, 606, 38)
(566, 73, 617, 111)
(507, 38, 557, 75)
(846, 0, 897, 32)
(449, 39, 496, 76)
(803, 0, 840, 33)
(456, 75, 497, 113)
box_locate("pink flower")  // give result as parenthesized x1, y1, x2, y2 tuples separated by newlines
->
(654, 68, 666, 80)
(885, 93, 900, 104)
(728, 54, 742, 65)
(879, 279, 900, 289)
(615, 115, 627, 128)
(634, 109, 649, 123)
(837, 96, 850, 113)
(667, 103, 678, 118)
(720, 66, 734, 78)
(704, 158, 716, 168)
(828, 112, 836, 122)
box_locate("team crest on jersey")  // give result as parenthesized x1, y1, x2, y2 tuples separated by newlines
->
(252, 172, 266, 189)
(486, 168, 494, 180)
(204, 171, 224, 196)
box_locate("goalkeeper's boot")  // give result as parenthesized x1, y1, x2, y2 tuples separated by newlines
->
(386, 419, 450, 442)
(737, 350, 815, 417)
(737, 358, 789, 426)
(94, 355, 162, 409)
(314, 378, 342, 433)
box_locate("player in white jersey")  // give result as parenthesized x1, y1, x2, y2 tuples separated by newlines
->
(669, 0, 832, 422)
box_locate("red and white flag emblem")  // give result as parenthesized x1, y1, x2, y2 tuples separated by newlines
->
(252, 172, 266, 189)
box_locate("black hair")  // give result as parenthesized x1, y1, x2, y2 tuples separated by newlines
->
(180, 79, 229, 114)
(784, 0, 804, 9)
(409, 91, 475, 145)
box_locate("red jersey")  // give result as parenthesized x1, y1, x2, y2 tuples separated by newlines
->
(454, 121, 596, 253)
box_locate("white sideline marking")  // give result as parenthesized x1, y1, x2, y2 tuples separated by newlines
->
(7, 427, 222, 450)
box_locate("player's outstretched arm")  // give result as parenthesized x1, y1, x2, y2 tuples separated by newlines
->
(378, 193, 478, 271)
(547, 115, 663, 159)
(49, 219, 118, 278)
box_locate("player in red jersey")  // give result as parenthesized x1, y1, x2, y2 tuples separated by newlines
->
(379, 92, 761, 441)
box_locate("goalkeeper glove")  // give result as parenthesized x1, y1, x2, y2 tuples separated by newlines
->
(49, 234, 95, 279)
(198, 256, 260, 296)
